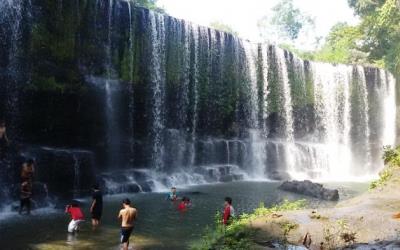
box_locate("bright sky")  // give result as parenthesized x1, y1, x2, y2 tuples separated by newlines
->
(157, 0, 359, 49)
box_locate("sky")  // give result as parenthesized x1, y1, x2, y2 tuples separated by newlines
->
(157, 0, 360, 49)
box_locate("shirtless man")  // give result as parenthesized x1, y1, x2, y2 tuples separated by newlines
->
(118, 198, 137, 250)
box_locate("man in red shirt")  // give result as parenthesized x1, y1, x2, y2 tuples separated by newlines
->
(65, 201, 85, 233)
(222, 197, 235, 225)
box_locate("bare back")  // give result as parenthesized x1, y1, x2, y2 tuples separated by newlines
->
(119, 207, 137, 228)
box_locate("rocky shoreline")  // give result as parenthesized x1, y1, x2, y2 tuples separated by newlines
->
(249, 168, 400, 249)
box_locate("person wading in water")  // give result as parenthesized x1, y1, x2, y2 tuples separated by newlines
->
(118, 198, 137, 250)
(90, 184, 103, 227)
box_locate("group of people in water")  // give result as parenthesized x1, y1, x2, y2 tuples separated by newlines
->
(167, 186, 236, 224)
(64, 184, 137, 250)
(63, 186, 235, 249)
(1, 120, 236, 249)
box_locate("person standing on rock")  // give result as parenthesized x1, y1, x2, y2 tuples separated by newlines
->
(222, 197, 235, 225)
(0, 120, 9, 160)
(90, 184, 103, 227)
(21, 159, 35, 182)
(118, 198, 137, 250)
(19, 181, 32, 215)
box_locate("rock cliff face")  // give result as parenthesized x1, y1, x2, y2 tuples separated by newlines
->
(0, 0, 397, 207)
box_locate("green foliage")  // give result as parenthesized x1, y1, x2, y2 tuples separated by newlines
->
(313, 23, 368, 64)
(279, 221, 298, 237)
(323, 219, 357, 249)
(348, 0, 400, 75)
(209, 21, 239, 36)
(282, 0, 399, 76)
(190, 200, 306, 250)
(270, 0, 315, 40)
(135, 0, 166, 13)
(369, 145, 400, 189)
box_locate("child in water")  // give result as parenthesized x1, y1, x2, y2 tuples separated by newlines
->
(65, 200, 85, 233)
(177, 197, 192, 212)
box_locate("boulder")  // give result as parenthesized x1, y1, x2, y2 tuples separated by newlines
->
(278, 180, 339, 201)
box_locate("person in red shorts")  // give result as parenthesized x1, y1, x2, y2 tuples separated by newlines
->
(222, 197, 235, 225)
(65, 200, 85, 233)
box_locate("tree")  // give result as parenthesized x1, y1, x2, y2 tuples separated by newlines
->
(258, 0, 314, 42)
(209, 21, 239, 36)
(135, 0, 166, 13)
(312, 22, 368, 64)
(348, 0, 400, 74)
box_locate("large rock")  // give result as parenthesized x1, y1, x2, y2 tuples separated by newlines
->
(23, 146, 96, 199)
(278, 180, 339, 201)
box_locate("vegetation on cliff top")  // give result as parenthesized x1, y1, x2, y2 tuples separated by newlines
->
(280, 0, 400, 76)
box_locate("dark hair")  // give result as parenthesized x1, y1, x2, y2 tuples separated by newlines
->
(71, 200, 79, 207)
(122, 198, 131, 205)
(225, 197, 232, 205)
(92, 184, 100, 190)
(171, 187, 176, 189)
(0, 120, 5, 127)
(27, 159, 35, 165)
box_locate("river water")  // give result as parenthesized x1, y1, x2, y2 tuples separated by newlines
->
(0, 181, 368, 250)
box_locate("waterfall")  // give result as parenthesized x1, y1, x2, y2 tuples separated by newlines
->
(127, 0, 135, 165)
(379, 69, 397, 147)
(261, 44, 269, 134)
(72, 154, 80, 198)
(0, 1, 398, 191)
(149, 12, 166, 171)
(107, 0, 117, 167)
(244, 42, 259, 128)
(0, 0, 29, 138)
(189, 25, 199, 167)
(311, 63, 353, 177)
(274, 47, 296, 177)
(354, 66, 372, 172)
(275, 47, 294, 142)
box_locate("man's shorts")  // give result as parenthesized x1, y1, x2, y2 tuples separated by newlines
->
(120, 227, 134, 243)
(68, 219, 84, 233)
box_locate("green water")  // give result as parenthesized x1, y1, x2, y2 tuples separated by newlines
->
(0, 181, 368, 250)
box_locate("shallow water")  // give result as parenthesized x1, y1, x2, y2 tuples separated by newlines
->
(0, 181, 368, 250)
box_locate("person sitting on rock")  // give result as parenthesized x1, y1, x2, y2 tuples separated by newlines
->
(21, 159, 35, 182)
(0, 120, 9, 160)
(19, 181, 32, 215)
(65, 200, 85, 233)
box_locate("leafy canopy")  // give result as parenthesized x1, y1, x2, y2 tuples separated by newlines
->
(269, 0, 315, 41)
(135, 0, 165, 13)
(209, 21, 239, 36)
